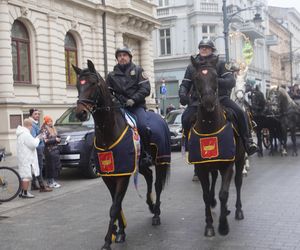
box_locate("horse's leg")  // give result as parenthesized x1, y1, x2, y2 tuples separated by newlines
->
(209, 170, 218, 208)
(218, 165, 234, 236)
(280, 126, 288, 156)
(234, 151, 244, 220)
(242, 153, 249, 176)
(256, 126, 263, 157)
(139, 165, 154, 213)
(152, 164, 169, 226)
(290, 128, 297, 156)
(101, 176, 130, 250)
(195, 166, 214, 237)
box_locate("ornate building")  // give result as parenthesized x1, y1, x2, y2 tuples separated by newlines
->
(0, 0, 158, 154)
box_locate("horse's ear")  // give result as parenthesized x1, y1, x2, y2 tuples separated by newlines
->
(72, 64, 82, 75)
(191, 56, 197, 68)
(87, 60, 96, 73)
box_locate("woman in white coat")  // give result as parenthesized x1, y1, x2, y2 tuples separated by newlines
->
(16, 118, 43, 198)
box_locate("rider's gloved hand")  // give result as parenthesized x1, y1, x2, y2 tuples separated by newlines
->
(126, 99, 135, 107)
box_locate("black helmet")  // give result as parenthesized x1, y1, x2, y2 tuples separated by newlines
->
(115, 47, 133, 59)
(198, 39, 216, 52)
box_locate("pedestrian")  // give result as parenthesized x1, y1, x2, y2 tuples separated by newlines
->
(166, 103, 176, 114)
(106, 47, 152, 167)
(16, 119, 43, 198)
(41, 115, 62, 188)
(179, 38, 258, 180)
(28, 108, 52, 192)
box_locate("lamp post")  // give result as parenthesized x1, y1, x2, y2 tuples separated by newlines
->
(222, 0, 263, 63)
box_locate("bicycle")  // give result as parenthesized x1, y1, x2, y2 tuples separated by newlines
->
(0, 148, 22, 202)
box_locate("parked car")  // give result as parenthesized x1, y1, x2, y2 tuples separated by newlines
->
(165, 109, 184, 150)
(55, 107, 97, 178)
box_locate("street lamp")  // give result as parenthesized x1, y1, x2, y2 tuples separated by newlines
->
(222, 0, 263, 63)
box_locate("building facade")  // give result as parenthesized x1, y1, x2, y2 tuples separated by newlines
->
(152, 0, 270, 113)
(268, 6, 300, 87)
(0, 0, 158, 154)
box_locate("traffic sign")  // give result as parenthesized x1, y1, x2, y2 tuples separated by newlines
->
(160, 84, 167, 95)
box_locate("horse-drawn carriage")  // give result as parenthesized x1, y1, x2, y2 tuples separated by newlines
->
(249, 85, 300, 156)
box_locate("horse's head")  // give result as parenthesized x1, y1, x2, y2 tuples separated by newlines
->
(73, 60, 110, 121)
(191, 55, 219, 112)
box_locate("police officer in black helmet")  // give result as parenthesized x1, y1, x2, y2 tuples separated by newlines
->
(179, 39, 258, 158)
(106, 47, 152, 167)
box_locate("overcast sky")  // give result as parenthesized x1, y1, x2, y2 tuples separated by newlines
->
(268, 0, 300, 13)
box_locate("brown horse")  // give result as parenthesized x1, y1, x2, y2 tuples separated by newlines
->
(73, 60, 170, 250)
(189, 56, 245, 237)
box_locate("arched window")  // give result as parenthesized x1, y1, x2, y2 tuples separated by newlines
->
(11, 20, 31, 83)
(65, 32, 78, 85)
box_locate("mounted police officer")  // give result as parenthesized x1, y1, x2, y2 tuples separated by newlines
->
(106, 47, 152, 167)
(179, 39, 258, 157)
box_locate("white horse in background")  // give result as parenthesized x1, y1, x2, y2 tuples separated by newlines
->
(230, 63, 251, 176)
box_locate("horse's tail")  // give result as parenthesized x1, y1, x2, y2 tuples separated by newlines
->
(154, 163, 170, 190)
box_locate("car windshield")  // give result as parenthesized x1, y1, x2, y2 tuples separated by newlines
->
(165, 112, 182, 125)
(55, 107, 94, 127)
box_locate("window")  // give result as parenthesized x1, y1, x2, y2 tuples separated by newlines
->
(11, 20, 31, 83)
(160, 28, 171, 55)
(65, 32, 78, 85)
(159, 0, 169, 7)
(202, 25, 216, 41)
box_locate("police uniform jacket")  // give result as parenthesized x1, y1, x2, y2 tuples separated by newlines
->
(107, 62, 151, 108)
(179, 54, 236, 106)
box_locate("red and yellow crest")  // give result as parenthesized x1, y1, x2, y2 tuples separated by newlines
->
(200, 137, 219, 159)
(98, 151, 115, 173)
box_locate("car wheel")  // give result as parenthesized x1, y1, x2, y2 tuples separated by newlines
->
(82, 155, 99, 179)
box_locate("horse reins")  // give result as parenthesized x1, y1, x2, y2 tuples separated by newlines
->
(77, 73, 123, 115)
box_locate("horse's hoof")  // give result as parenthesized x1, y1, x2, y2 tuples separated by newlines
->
(235, 209, 244, 220)
(115, 233, 126, 243)
(101, 243, 111, 250)
(152, 216, 161, 226)
(210, 198, 217, 208)
(204, 226, 215, 237)
(218, 219, 229, 236)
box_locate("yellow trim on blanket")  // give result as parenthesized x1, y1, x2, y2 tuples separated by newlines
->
(149, 142, 171, 165)
(188, 156, 235, 165)
(192, 123, 227, 137)
(94, 125, 129, 151)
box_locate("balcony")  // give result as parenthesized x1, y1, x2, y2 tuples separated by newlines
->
(265, 35, 278, 46)
(157, 8, 169, 17)
(199, 2, 218, 12)
(237, 21, 264, 40)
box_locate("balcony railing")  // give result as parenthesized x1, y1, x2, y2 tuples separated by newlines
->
(200, 2, 218, 12)
(157, 8, 170, 17)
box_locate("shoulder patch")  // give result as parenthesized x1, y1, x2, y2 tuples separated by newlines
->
(225, 63, 231, 71)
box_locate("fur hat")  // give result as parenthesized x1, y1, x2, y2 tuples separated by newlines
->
(43, 115, 53, 124)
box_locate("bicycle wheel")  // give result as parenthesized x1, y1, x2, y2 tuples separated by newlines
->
(0, 167, 22, 202)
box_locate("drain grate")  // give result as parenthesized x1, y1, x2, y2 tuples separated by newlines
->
(0, 216, 9, 221)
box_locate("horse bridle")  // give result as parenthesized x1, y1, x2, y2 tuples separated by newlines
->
(77, 73, 122, 114)
(195, 65, 219, 106)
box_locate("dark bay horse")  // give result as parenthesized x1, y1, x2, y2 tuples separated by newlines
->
(73, 60, 170, 250)
(189, 56, 245, 237)
(268, 86, 300, 156)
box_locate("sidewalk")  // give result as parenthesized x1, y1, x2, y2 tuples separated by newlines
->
(0, 155, 99, 216)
